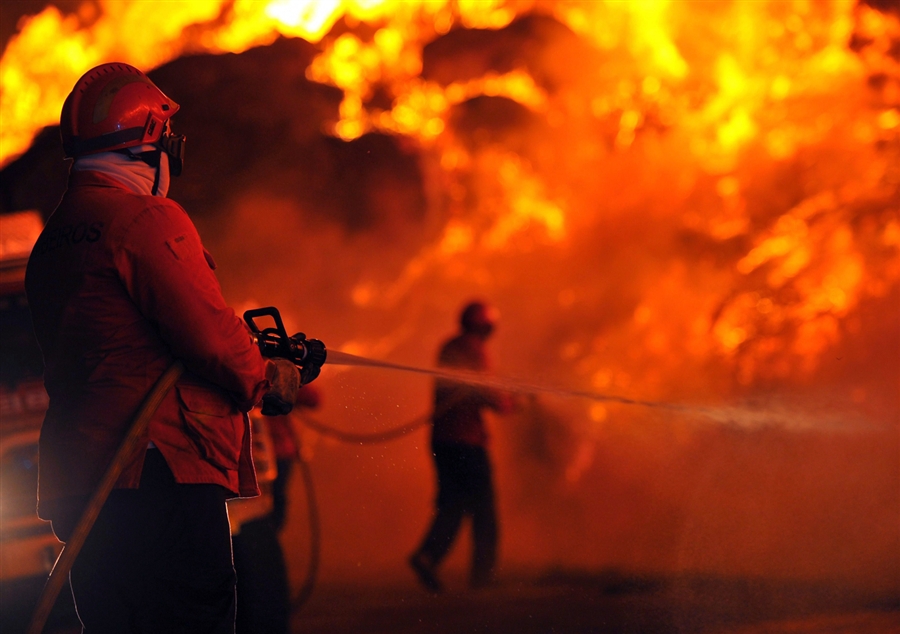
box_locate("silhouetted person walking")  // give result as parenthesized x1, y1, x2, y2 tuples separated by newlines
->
(410, 301, 511, 592)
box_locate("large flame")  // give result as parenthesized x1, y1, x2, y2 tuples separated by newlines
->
(4, 0, 899, 463)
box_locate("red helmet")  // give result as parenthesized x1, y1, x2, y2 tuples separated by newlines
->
(460, 301, 498, 336)
(60, 62, 179, 158)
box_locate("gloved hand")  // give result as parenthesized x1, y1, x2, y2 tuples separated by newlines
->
(261, 358, 300, 416)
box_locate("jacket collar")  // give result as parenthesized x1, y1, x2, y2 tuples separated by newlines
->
(68, 169, 140, 191)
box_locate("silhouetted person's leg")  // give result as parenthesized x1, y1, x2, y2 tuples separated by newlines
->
(470, 449, 497, 588)
(418, 498, 466, 565)
(411, 500, 464, 592)
(410, 444, 471, 592)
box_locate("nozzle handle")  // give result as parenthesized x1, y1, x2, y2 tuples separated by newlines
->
(244, 306, 287, 339)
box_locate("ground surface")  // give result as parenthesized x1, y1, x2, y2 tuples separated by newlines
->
(13, 569, 898, 634)
(289, 571, 899, 634)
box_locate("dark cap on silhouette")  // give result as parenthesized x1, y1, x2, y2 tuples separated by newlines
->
(460, 301, 497, 337)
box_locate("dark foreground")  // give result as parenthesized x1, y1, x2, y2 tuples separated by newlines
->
(291, 570, 899, 634)
(11, 569, 899, 634)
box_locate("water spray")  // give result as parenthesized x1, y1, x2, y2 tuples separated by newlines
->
(237, 308, 877, 617)
(326, 349, 683, 409)
(244, 306, 687, 415)
(245, 308, 868, 432)
(324, 350, 872, 433)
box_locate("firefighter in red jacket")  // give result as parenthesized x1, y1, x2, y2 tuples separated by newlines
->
(25, 62, 302, 634)
(409, 301, 511, 592)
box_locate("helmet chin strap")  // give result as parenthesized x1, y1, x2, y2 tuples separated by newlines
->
(146, 150, 163, 196)
(155, 152, 171, 197)
(119, 147, 169, 197)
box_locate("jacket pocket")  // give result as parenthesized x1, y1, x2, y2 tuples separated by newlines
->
(176, 384, 243, 472)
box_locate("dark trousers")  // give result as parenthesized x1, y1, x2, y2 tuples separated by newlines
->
(416, 443, 497, 585)
(232, 518, 290, 634)
(52, 449, 236, 634)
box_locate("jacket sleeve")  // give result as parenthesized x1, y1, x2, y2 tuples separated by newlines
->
(114, 198, 270, 410)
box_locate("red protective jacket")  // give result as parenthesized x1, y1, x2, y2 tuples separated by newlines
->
(431, 332, 510, 447)
(25, 171, 271, 522)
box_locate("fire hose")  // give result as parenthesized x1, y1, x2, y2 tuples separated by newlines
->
(27, 306, 461, 626)
(26, 309, 324, 632)
(298, 412, 430, 444)
(290, 400, 496, 610)
(27, 360, 185, 634)
(287, 411, 430, 611)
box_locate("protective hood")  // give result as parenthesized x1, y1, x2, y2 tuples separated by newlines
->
(72, 144, 170, 198)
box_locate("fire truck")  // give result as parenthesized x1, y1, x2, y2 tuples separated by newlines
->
(0, 210, 77, 631)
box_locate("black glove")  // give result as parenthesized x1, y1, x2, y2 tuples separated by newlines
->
(262, 358, 300, 416)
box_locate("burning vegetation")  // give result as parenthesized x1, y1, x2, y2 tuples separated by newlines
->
(1, 0, 898, 601)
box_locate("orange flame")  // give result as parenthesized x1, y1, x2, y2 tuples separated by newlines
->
(2, 0, 899, 389)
